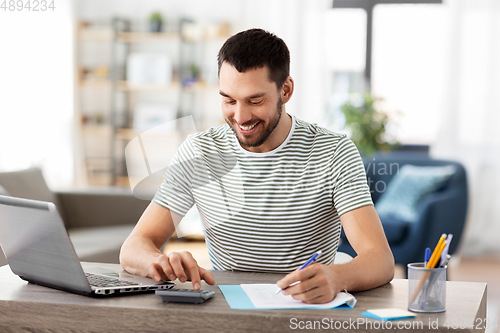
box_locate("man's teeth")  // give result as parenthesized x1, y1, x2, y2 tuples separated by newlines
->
(239, 123, 257, 131)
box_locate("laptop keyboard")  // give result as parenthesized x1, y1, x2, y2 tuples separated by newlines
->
(85, 273, 140, 288)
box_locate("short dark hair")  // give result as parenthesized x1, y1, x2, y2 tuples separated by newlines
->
(217, 28, 290, 89)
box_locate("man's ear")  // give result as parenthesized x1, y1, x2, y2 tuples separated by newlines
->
(281, 76, 294, 104)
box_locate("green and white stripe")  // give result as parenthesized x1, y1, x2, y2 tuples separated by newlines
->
(153, 116, 373, 272)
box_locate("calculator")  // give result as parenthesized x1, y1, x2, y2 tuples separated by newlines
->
(156, 288, 215, 304)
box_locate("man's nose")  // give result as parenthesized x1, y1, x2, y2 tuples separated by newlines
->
(233, 103, 253, 125)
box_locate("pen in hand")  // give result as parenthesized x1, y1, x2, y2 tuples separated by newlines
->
(275, 250, 323, 295)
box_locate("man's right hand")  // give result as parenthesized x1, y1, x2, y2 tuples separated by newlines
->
(120, 203, 216, 290)
(149, 251, 215, 290)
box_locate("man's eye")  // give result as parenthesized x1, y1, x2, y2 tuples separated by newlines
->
(250, 100, 263, 105)
(224, 99, 236, 105)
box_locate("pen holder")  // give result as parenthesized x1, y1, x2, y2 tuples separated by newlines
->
(408, 263, 446, 313)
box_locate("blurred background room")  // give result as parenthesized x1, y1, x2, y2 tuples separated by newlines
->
(0, 0, 499, 331)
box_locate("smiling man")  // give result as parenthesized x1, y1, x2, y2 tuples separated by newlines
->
(120, 28, 394, 304)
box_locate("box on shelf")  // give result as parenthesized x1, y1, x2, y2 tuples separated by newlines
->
(126, 53, 173, 86)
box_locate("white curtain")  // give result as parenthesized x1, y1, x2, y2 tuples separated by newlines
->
(0, 1, 75, 188)
(240, 0, 331, 125)
(432, 0, 500, 256)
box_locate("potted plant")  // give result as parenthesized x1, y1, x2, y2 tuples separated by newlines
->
(339, 93, 398, 156)
(149, 12, 163, 33)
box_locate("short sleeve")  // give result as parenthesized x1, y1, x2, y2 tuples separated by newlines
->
(152, 136, 197, 216)
(332, 137, 373, 217)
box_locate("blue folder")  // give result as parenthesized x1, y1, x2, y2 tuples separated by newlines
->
(219, 285, 355, 310)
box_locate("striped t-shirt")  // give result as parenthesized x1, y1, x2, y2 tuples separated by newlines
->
(153, 115, 373, 272)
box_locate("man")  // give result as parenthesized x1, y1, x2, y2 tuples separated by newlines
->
(120, 28, 394, 304)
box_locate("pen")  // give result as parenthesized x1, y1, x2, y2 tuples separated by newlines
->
(439, 234, 453, 267)
(441, 254, 451, 268)
(275, 250, 323, 294)
(424, 248, 431, 267)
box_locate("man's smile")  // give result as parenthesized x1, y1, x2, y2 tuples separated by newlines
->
(237, 121, 260, 135)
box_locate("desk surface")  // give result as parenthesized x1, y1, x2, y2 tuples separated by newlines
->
(0, 263, 487, 333)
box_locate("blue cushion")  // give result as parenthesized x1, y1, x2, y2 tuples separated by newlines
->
(380, 215, 411, 244)
(375, 164, 456, 222)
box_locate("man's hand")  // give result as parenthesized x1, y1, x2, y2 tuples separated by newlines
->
(149, 251, 215, 290)
(276, 263, 340, 304)
(120, 203, 216, 291)
(275, 206, 394, 304)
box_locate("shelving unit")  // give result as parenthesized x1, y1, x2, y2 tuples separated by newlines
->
(76, 18, 228, 186)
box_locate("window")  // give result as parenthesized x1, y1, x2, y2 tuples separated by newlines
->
(324, 9, 367, 131)
(326, 1, 445, 144)
(372, 4, 447, 143)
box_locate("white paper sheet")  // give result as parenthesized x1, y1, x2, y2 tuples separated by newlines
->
(240, 284, 356, 309)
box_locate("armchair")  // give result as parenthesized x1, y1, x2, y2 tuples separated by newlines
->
(338, 155, 468, 271)
(0, 168, 149, 267)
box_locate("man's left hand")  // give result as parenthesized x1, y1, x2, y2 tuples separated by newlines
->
(276, 264, 340, 304)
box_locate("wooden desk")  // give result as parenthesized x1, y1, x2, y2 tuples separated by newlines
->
(0, 263, 487, 333)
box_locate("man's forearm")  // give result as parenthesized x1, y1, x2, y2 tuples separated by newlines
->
(119, 202, 178, 277)
(119, 235, 165, 277)
(332, 247, 395, 293)
(337, 205, 395, 293)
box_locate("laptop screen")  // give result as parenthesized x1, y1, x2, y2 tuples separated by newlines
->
(0, 195, 91, 293)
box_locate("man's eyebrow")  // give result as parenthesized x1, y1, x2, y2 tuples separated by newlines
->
(219, 91, 267, 99)
(247, 93, 267, 99)
(219, 90, 231, 98)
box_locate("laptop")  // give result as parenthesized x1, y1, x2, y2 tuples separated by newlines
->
(0, 195, 174, 296)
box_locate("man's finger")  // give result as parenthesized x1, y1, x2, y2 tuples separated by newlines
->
(302, 293, 329, 304)
(158, 254, 176, 281)
(149, 263, 168, 282)
(168, 252, 188, 283)
(276, 272, 299, 289)
(282, 276, 318, 296)
(289, 285, 322, 301)
(178, 251, 202, 290)
(199, 267, 216, 285)
(277, 264, 318, 289)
